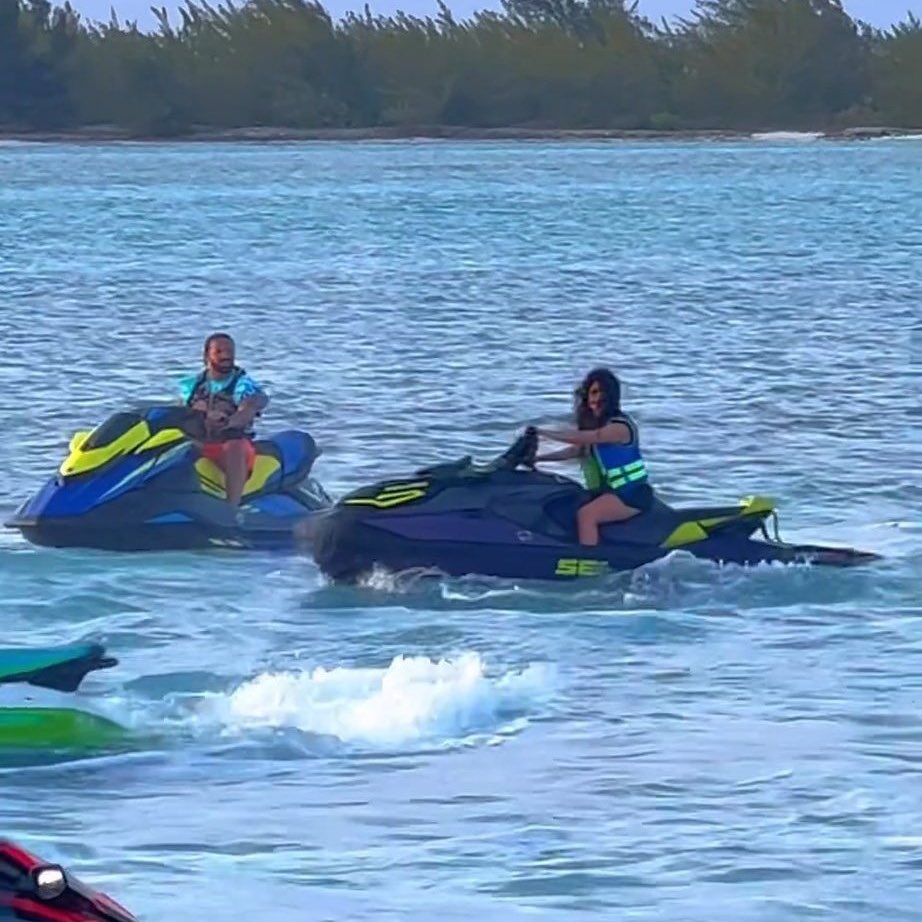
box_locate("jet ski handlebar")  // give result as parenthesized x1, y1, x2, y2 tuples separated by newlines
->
(495, 426, 538, 471)
(163, 407, 242, 443)
(414, 426, 538, 479)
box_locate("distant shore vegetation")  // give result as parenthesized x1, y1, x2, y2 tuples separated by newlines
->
(2, 0, 921, 137)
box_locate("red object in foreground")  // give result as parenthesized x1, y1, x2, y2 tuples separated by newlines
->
(0, 840, 138, 922)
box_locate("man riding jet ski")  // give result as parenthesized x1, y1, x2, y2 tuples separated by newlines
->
(6, 334, 330, 551)
(179, 332, 268, 509)
(312, 369, 879, 583)
(0, 838, 138, 921)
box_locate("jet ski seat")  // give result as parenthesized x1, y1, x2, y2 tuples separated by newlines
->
(194, 430, 320, 500)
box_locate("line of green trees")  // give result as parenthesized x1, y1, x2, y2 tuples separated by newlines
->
(2, 0, 921, 136)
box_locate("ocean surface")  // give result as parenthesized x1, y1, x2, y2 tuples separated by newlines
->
(0, 137, 920, 921)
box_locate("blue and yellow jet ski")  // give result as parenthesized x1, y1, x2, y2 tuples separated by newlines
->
(0, 644, 128, 751)
(6, 404, 331, 551)
(313, 427, 881, 582)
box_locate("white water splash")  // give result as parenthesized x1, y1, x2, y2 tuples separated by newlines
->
(874, 133, 922, 142)
(211, 652, 554, 748)
(751, 131, 824, 142)
(357, 564, 446, 593)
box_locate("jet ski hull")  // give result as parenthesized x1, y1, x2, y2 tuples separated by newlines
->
(313, 430, 880, 583)
(314, 508, 879, 583)
(0, 643, 117, 693)
(0, 644, 130, 752)
(10, 491, 320, 552)
(5, 405, 331, 551)
(1, 839, 139, 921)
(0, 708, 129, 751)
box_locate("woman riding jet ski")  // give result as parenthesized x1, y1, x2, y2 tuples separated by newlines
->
(312, 368, 880, 583)
(534, 367, 654, 545)
(0, 838, 138, 921)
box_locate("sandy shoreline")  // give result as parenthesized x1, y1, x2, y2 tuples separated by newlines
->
(2, 125, 921, 143)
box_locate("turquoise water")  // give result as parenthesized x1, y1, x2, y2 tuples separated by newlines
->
(1, 138, 920, 920)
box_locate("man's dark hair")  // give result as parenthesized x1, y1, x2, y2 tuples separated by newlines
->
(203, 332, 234, 360)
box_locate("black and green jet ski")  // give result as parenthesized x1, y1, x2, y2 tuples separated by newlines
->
(313, 427, 881, 582)
(0, 644, 128, 750)
(5, 403, 331, 551)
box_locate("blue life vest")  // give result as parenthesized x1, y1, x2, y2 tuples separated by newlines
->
(185, 367, 254, 439)
(185, 367, 245, 411)
(580, 414, 648, 492)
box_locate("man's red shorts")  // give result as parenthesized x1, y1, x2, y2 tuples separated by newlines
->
(202, 439, 257, 474)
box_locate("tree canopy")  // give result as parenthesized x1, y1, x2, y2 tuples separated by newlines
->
(1, 0, 920, 135)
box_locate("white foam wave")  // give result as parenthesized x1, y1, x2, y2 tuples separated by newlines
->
(357, 564, 446, 593)
(211, 652, 554, 748)
(873, 133, 922, 142)
(751, 131, 823, 142)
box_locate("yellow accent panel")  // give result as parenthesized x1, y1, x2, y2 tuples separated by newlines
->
(194, 454, 281, 499)
(662, 521, 709, 549)
(696, 496, 777, 528)
(739, 495, 776, 515)
(60, 422, 151, 477)
(555, 558, 610, 577)
(344, 481, 430, 510)
(138, 428, 187, 452)
(662, 496, 776, 549)
(196, 462, 225, 498)
(69, 431, 90, 453)
(697, 514, 734, 529)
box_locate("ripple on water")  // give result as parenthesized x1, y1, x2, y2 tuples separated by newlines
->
(0, 139, 920, 921)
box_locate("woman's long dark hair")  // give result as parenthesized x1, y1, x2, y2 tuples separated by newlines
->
(574, 367, 622, 428)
